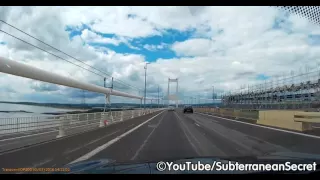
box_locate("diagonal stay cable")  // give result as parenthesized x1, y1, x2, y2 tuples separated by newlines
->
(0, 20, 142, 91)
(0, 29, 105, 78)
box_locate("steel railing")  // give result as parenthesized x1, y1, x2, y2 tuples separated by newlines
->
(0, 108, 164, 139)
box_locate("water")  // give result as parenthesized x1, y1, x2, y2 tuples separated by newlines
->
(0, 103, 80, 118)
(0, 103, 88, 134)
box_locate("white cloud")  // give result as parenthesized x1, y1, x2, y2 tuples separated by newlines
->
(81, 29, 120, 46)
(172, 38, 213, 56)
(143, 43, 167, 51)
(1, 6, 320, 103)
(60, 6, 160, 38)
(80, 29, 140, 50)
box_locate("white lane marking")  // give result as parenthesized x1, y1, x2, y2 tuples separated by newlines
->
(0, 130, 57, 142)
(131, 111, 167, 160)
(0, 122, 100, 143)
(196, 112, 320, 140)
(62, 130, 120, 155)
(181, 111, 230, 156)
(174, 112, 201, 156)
(0, 115, 152, 156)
(0, 124, 101, 154)
(195, 123, 200, 127)
(69, 111, 165, 164)
(0, 132, 58, 148)
(32, 158, 53, 168)
(192, 115, 257, 154)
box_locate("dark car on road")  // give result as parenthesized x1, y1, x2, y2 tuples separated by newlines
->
(183, 105, 193, 113)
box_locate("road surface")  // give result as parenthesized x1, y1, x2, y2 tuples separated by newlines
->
(1, 109, 320, 172)
(0, 122, 103, 152)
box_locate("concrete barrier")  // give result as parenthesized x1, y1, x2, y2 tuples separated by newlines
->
(294, 112, 320, 123)
(234, 109, 240, 119)
(293, 112, 320, 130)
(195, 108, 258, 120)
(195, 107, 318, 132)
(257, 110, 313, 132)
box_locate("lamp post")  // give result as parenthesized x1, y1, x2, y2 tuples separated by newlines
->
(158, 85, 160, 108)
(144, 62, 150, 109)
(103, 77, 106, 112)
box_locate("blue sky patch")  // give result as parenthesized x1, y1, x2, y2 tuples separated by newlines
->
(256, 74, 270, 80)
(127, 14, 137, 19)
(65, 24, 92, 40)
(308, 34, 320, 46)
(70, 27, 197, 62)
(132, 29, 196, 46)
(271, 11, 293, 34)
(91, 42, 177, 62)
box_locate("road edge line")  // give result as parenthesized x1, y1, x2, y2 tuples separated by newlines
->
(0, 122, 100, 143)
(0, 112, 160, 155)
(68, 110, 165, 164)
(196, 112, 320, 139)
(131, 111, 167, 160)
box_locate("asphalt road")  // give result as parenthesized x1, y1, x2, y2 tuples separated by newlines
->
(85, 110, 320, 163)
(0, 111, 162, 169)
(1, 109, 320, 173)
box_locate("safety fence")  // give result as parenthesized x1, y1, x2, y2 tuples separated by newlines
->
(0, 108, 164, 139)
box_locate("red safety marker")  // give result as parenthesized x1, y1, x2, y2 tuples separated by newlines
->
(104, 120, 108, 126)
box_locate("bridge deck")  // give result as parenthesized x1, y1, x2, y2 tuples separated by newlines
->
(1, 109, 320, 173)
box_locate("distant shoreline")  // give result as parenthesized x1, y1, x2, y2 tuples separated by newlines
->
(0, 102, 90, 111)
(0, 110, 33, 113)
(0, 101, 172, 109)
(0, 101, 219, 112)
(0, 102, 140, 116)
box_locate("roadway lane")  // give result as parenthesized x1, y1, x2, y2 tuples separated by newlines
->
(192, 112, 320, 154)
(2, 109, 320, 174)
(88, 110, 198, 163)
(0, 111, 163, 170)
(86, 110, 320, 164)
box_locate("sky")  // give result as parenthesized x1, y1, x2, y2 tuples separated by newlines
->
(1, 6, 320, 104)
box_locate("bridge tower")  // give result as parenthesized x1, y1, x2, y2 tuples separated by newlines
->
(167, 78, 179, 108)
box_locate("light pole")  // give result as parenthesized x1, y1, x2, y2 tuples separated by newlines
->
(212, 85, 215, 105)
(198, 94, 200, 107)
(144, 62, 150, 109)
(103, 77, 106, 112)
(103, 77, 113, 113)
(139, 90, 142, 109)
(158, 85, 160, 108)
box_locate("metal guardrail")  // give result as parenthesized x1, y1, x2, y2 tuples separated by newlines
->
(0, 108, 164, 139)
(294, 112, 320, 123)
